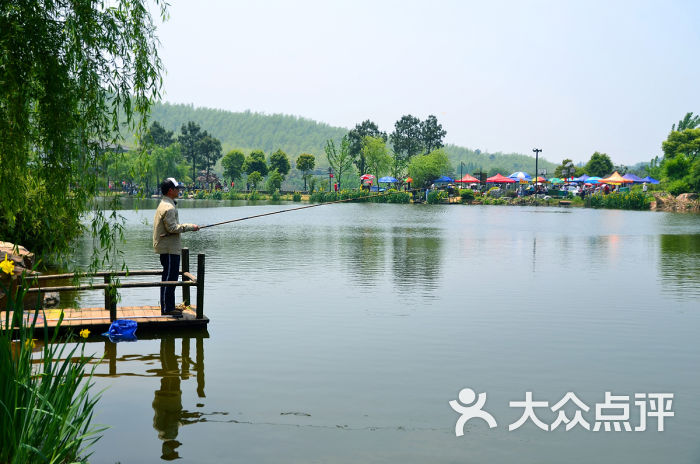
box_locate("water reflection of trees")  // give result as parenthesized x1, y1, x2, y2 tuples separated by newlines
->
(659, 234, 700, 299)
(391, 227, 442, 292)
(99, 334, 207, 461)
(339, 227, 386, 286)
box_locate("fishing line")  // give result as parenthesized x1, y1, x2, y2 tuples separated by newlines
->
(198, 188, 426, 230)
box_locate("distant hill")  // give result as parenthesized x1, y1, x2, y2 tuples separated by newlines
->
(143, 101, 557, 179)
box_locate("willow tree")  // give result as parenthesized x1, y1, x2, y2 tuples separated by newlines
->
(0, 1, 166, 263)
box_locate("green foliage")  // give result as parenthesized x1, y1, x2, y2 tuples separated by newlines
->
(667, 179, 691, 196)
(671, 112, 700, 132)
(292, 192, 302, 202)
(445, 145, 557, 177)
(459, 189, 475, 203)
(347, 120, 387, 176)
(362, 136, 392, 182)
(131, 104, 565, 189)
(664, 155, 690, 180)
(270, 189, 281, 201)
(296, 153, 315, 191)
(1, 278, 104, 463)
(244, 150, 268, 176)
(179, 121, 205, 183)
(144, 121, 175, 148)
(266, 169, 284, 191)
(408, 149, 452, 188)
(246, 190, 260, 201)
(585, 152, 614, 177)
(309, 189, 409, 204)
(325, 136, 354, 190)
(247, 171, 263, 189)
(427, 190, 448, 204)
(0, 0, 165, 263)
(588, 191, 652, 210)
(554, 159, 577, 178)
(222, 149, 245, 182)
(269, 149, 291, 176)
(390, 114, 423, 162)
(198, 134, 223, 181)
(420, 115, 447, 154)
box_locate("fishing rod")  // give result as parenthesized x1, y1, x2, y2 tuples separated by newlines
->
(198, 187, 426, 230)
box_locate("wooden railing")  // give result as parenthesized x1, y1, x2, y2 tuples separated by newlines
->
(22, 248, 205, 322)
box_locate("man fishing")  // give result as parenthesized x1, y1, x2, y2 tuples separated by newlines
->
(153, 178, 200, 317)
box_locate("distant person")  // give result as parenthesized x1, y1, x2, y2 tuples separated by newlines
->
(153, 178, 199, 317)
(642, 182, 648, 193)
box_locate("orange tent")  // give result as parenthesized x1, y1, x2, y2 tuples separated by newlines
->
(599, 171, 633, 184)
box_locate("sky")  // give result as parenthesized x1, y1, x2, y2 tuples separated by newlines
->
(154, 0, 700, 166)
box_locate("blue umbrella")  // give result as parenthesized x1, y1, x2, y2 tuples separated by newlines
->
(573, 174, 590, 182)
(378, 176, 398, 183)
(434, 175, 454, 183)
(508, 171, 532, 181)
(642, 176, 660, 184)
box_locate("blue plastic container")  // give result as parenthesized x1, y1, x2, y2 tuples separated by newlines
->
(102, 319, 137, 341)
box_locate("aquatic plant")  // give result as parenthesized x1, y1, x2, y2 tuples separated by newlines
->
(0, 270, 104, 463)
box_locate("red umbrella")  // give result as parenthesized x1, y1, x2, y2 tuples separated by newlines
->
(455, 173, 480, 183)
(360, 174, 375, 180)
(486, 173, 516, 183)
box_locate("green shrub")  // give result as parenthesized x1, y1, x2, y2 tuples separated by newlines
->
(427, 190, 448, 204)
(667, 179, 691, 196)
(194, 190, 207, 199)
(209, 190, 223, 200)
(459, 189, 475, 203)
(271, 189, 281, 201)
(292, 192, 302, 202)
(589, 191, 651, 210)
(247, 190, 260, 201)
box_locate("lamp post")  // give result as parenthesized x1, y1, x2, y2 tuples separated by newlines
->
(533, 148, 542, 191)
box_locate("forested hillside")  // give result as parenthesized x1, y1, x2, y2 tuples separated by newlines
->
(143, 101, 556, 176)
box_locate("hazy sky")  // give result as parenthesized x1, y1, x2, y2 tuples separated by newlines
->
(155, 0, 700, 165)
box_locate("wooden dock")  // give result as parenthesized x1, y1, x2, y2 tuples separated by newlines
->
(1, 248, 209, 336)
(1, 306, 208, 336)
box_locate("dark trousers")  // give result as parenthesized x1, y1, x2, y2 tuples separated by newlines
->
(160, 254, 180, 313)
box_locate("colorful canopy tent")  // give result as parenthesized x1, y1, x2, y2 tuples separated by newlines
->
(486, 173, 516, 183)
(573, 174, 590, 182)
(455, 173, 480, 183)
(508, 171, 532, 181)
(622, 173, 644, 183)
(378, 176, 398, 183)
(586, 177, 602, 184)
(534, 176, 548, 183)
(434, 176, 454, 183)
(642, 176, 660, 184)
(548, 177, 564, 184)
(599, 171, 633, 184)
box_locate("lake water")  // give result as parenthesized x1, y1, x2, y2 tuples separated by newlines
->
(72, 200, 699, 463)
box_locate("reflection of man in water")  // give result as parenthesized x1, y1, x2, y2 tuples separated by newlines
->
(152, 337, 182, 460)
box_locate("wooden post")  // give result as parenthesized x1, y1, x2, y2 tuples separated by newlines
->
(182, 248, 190, 306)
(196, 253, 205, 319)
(104, 275, 117, 322)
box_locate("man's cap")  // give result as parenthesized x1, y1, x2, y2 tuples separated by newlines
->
(161, 177, 185, 194)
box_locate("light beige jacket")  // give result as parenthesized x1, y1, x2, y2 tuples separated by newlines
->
(152, 197, 197, 255)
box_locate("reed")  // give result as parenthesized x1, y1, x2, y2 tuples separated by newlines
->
(0, 274, 105, 464)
